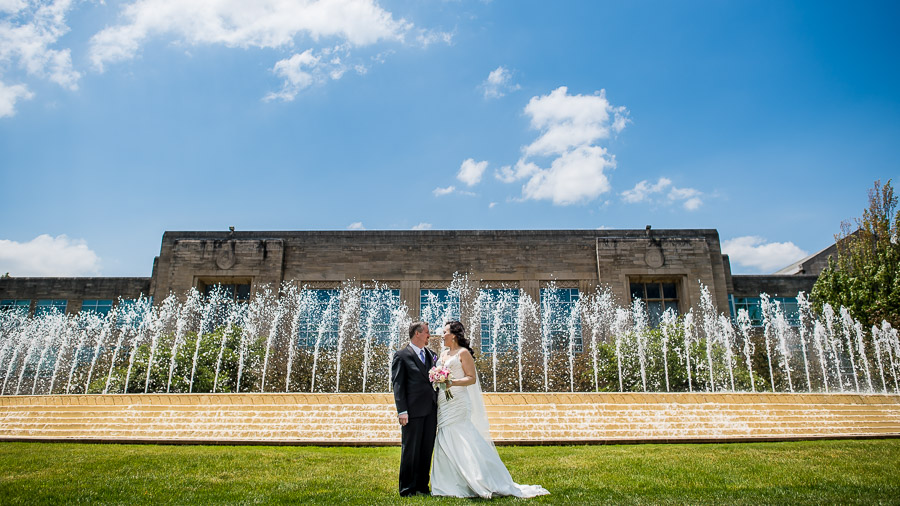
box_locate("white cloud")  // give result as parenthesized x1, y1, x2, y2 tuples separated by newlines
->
(411, 222, 432, 230)
(0, 1, 28, 14)
(621, 177, 703, 211)
(668, 186, 703, 210)
(522, 87, 628, 157)
(495, 160, 540, 184)
(495, 166, 514, 183)
(481, 65, 519, 99)
(621, 178, 672, 203)
(416, 28, 453, 47)
(668, 186, 699, 200)
(431, 185, 476, 197)
(0, 80, 33, 117)
(721, 236, 808, 273)
(0, 0, 81, 93)
(494, 86, 629, 206)
(89, 0, 413, 72)
(347, 222, 365, 230)
(682, 197, 703, 211)
(488, 202, 497, 209)
(264, 47, 357, 101)
(457, 158, 488, 186)
(0, 234, 101, 276)
(266, 50, 319, 101)
(433, 185, 456, 197)
(521, 146, 614, 205)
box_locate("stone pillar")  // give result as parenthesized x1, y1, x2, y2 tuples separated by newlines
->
(520, 280, 540, 305)
(400, 280, 420, 319)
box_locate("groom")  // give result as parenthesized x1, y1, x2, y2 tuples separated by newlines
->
(391, 321, 438, 497)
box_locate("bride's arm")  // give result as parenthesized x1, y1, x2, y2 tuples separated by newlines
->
(452, 349, 477, 387)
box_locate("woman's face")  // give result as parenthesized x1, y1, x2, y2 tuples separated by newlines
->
(442, 324, 453, 346)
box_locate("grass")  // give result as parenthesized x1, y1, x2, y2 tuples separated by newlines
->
(1, 440, 899, 504)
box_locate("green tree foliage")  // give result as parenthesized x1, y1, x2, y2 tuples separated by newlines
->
(92, 325, 266, 394)
(812, 179, 900, 328)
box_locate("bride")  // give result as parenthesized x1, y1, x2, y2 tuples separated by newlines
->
(431, 320, 549, 499)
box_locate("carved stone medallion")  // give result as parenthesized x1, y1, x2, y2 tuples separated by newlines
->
(216, 247, 236, 270)
(644, 246, 664, 268)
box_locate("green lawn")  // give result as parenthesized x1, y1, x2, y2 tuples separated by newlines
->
(1, 440, 899, 505)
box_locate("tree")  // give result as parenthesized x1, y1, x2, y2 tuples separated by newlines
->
(812, 179, 900, 328)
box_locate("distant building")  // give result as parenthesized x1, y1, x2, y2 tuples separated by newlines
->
(0, 229, 829, 328)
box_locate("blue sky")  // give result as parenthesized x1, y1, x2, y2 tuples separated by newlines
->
(1, 0, 898, 277)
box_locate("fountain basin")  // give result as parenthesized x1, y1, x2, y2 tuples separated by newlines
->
(1, 392, 899, 445)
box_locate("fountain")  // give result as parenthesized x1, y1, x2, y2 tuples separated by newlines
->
(682, 311, 695, 392)
(1, 275, 898, 444)
(660, 307, 677, 392)
(737, 308, 756, 392)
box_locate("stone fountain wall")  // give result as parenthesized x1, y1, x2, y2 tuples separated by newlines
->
(1, 393, 898, 445)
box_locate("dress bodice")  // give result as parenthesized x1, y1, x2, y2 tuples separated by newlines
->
(440, 352, 466, 379)
(436, 351, 470, 427)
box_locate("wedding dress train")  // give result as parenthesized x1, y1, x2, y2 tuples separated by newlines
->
(431, 354, 549, 499)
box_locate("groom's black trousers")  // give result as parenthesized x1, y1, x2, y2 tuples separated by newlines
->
(399, 410, 437, 496)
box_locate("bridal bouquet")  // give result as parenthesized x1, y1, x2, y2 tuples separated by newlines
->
(428, 365, 454, 400)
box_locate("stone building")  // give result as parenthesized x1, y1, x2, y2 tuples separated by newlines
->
(0, 228, 829, 326)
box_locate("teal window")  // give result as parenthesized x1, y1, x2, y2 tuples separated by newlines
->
(541, 288, 582, 353)
(479, 289, 519, 353)
(778, 298, 800, 326)
(296, 290, 341, 348)
(0, 300, 30, 314)
(200, 284, 242, 331)
(420, 289, 461, 333)
(116, 298, 152, 329)
(360, 288, 401, 346)
(733, 297, 763, 326)
(81, 299, 113, 316)
(203, 283, 251, 302)
(732, 297, 800, 327)
(630, 282, 679, 327)
(35, 299, 67, 316)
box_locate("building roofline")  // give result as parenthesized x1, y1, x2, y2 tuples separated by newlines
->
(773, 242, 836, 275)
(732, 274, 819, 279)
(161, 228, 723, 240)
(0, 277, 151, 281)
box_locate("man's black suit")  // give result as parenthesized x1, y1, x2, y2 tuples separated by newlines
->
(391, 344, 438, 496)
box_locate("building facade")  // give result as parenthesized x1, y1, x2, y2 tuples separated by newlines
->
(1, 228, 825, 326)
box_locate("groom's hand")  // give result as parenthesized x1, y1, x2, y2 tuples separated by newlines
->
(398, 413, 409, 426)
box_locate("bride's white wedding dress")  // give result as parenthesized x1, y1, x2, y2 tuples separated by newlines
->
(431, 353, 549, 499)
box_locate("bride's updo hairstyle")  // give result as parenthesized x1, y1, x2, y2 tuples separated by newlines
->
(446, 320, 475, 359)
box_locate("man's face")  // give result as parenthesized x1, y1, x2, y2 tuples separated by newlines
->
(414, 324, 430, 346)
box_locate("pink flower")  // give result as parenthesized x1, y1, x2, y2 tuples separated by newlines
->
(429, 366, 450, 383)
(428, 365, 454, 400)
